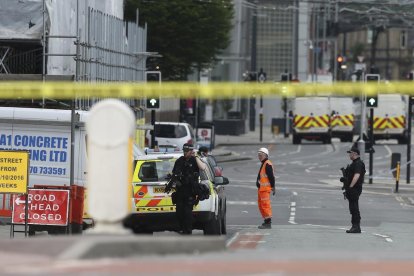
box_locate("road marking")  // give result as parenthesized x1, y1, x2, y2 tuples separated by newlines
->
(373, 233, 393, 243)
(227, 232, 265, 249)
(289, 145, 301, 155)
(292, 192, 298, 196)
(289, 200, 297, 224)
(384, 145, 392, 158)
(227, 201, 256, 205)
(226, 232, 239, 247)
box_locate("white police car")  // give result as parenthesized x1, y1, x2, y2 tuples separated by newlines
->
(123, 152, 228, 235)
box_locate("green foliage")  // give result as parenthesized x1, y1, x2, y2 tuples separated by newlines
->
(125, 0, 234, 80)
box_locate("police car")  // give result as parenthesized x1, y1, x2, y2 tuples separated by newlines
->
(123, 151, 228, 235)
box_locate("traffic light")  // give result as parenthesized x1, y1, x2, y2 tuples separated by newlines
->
(280, 73, 291, 82)
(145, 71, 161, 83)
(365, 74, 380, 83)
(366, 96, 378, 108)
(365, 74, 380, 108)
(337, 55, 344, 67)
(146, 98, 160, 109)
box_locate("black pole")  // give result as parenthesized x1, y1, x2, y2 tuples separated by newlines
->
(407, 96, 412, 184)
(151, 110, 156, 148)
(260, 96, 263, 142)
(369, 108, 374, 184)
(250, 5, 257, 132)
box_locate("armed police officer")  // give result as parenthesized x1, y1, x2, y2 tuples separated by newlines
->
(341, 147, 366, 234)
(166, 143, 206, 234)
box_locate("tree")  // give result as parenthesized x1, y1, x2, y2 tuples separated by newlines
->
(124, 0, 233, 80)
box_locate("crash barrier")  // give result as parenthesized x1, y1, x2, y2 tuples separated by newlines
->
(1, 81, 414, 99)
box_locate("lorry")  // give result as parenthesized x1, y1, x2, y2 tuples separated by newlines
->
(329, 97, 355, 142)
(292, 97, 331, 144)
(372, 94, 408, 144)
(0, 107, 144, 233)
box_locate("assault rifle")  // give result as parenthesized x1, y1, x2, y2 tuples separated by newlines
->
(164, 173, 182, 194)
(340, 165, 350, 200)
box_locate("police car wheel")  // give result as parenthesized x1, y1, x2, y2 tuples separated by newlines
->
(203, 213, 221, 235)
(221, 212, 227, 235)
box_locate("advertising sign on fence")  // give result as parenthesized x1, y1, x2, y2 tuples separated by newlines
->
(12, 189, 69, 226)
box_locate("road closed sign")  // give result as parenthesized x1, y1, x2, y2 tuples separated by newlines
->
(12, 189, 69, 226)
(0, 150, 29, 194)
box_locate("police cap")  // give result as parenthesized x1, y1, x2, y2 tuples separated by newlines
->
(347, 147, 360, 155)
(182, 143, 194, 152)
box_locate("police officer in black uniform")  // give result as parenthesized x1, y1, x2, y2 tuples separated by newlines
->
(344, 147, 366, 233)
(168, 143, 206, 234)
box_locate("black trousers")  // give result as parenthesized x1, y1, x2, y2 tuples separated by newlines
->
(347, 189, 361, 226)
(175, 196, 194, 234)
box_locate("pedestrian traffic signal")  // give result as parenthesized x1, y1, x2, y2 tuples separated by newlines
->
(146, 98, 160, 109)
(366, 96, 378, 108)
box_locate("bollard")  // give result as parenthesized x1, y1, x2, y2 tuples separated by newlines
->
(86, 99, 135, 234)
(395, 161, 401, 193)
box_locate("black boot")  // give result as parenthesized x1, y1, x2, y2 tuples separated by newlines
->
(346, 224, 361, 233)
(258, 218, 271, 229)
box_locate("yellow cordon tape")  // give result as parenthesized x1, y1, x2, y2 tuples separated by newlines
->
(1, 81, 414, 99)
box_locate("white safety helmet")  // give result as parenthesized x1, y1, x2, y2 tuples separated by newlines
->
(258, 147, 269, 156)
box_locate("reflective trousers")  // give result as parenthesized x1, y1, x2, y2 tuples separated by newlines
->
(258, 190, 272, 219)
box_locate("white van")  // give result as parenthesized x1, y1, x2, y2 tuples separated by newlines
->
(292, 97, 331, 144)
(330, 97, 355, 142)
(373, 94, 408, 144)
(0, 107, 144, 228)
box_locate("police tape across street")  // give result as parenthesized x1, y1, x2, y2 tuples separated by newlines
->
(1, 81, 414, 99)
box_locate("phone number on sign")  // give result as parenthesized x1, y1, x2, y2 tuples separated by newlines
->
(30, 166, 67, 175)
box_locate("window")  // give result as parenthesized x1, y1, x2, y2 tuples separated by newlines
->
(138, 160, 175, 182)
(154, 124, 187, 138)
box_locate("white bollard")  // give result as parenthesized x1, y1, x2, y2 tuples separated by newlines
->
(86, 99, 135, 234)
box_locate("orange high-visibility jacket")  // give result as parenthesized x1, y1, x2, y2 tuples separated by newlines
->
(258, 160, 274, 192)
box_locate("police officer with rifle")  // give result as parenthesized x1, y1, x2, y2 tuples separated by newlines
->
(165, 143, 206, 234)
(340, 147, 366, 234)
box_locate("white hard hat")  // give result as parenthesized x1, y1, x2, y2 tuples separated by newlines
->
(258, 147, 269, 156)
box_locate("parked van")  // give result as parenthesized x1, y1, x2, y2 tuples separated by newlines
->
(0, 107, 144, 227)
(330, 97, 355, 142)
(373, 94, 408, 144)
(292, 97, 331, 144)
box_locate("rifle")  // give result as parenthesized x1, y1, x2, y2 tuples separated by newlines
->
(164, 173, 182, 194)
(340, 165, 350, 200)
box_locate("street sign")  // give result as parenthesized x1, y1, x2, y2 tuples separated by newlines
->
(366, 96, 378, 108)
(12, 189, 70, 226)
(146, 98, 160, 109)
(0, 151, 29, 194)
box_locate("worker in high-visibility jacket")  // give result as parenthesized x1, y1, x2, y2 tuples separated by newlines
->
(256, 147, 275, 229)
